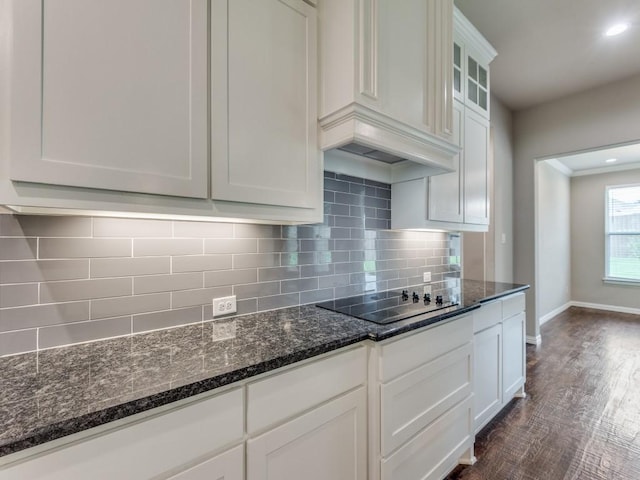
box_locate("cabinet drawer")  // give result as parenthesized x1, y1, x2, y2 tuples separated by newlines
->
(380, 315, 472, 383)
(381, 343, 472, 456)
(247, 346, 366, 434)
(502, 292, 525, 320)
(381, 397, 473, 480)
(473, 300, 501, 333)
(0, 388, 243, 480)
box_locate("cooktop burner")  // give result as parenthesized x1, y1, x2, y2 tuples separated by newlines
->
(316, 289, 459, 325)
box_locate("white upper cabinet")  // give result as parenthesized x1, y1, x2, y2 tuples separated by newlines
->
(453, 8, 497, 118)
(211, 0, 320, 210)
(390, 7, 495, 232)
(427, 101, 464, 224)
(462, 108, 490, 225)
(318, 0, 458, 172)
(9, 0, 209, 198)
(2, 0, 322, 223)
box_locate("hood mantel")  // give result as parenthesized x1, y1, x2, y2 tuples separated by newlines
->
(320, 102, 460, 177)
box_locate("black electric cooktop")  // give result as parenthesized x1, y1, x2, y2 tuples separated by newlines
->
(316, 289, 459, 325)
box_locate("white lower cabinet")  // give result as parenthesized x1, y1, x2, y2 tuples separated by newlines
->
(167, 445, 244, 480)
(472, 292, 526, 434)
(502, 312, 526, 400)
(473, 323, 502, 431)
(0, 388, 244, 480)
(247, 388, 367, 480)
(246, 346, 368, 480)
(372, 314, 475, 480)
(381, 398, 473, 480)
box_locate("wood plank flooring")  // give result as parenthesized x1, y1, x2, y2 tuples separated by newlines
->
(447, 307, 640, 480)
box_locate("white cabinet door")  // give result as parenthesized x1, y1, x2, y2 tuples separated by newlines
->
(167, 445, 243, 480)
(428, 101, 464, 223)
(9, 0, 208, 198)
(502, 311, 526, 401)
(381, 397, 473, 480)
(463, 108, 490, 225)
(377, 0, 453, 138)
(473, 323, 502, 433)
(381, 343, 472, 456)
(211, 0, 320, 210)
(247, 387, 367, 480)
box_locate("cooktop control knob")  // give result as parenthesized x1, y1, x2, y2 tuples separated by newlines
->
(423, 293, 431, 303)
(401, 290, 409, 301)
(412, 292, 419, 303)
(435, 295, 443, 305)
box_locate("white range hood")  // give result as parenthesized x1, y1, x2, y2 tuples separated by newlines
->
(318, 0, 459, 184)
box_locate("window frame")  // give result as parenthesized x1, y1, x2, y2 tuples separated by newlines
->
(604, 183, 640, 285)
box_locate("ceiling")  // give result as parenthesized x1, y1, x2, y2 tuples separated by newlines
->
(548, 143, 640, 176)
(454, 0, 640, 111)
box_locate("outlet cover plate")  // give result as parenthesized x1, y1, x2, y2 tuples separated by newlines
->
(423, 271, 431, 282)
(213, 295, 237, 317)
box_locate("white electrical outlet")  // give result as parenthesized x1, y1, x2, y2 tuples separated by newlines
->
(213, 295, 237, 317)
(423, 271, 431, 282)
(423, 285, 432, 295)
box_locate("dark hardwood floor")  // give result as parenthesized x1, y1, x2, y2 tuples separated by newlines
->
(447, 307, 640, 480)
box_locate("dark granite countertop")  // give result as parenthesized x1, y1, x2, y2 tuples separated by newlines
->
(0, 279, 528, 458)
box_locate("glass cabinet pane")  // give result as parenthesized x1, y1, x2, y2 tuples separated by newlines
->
(479, 89, 487, 110)
(468, 80, 477, 103)
(454, 70, 461, 93)
(479, 66, 487, 88)
(468, 57, 477, 80)
(454, 44, 461, 68)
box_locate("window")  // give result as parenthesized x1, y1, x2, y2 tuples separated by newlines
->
(605, 184, 640, 282)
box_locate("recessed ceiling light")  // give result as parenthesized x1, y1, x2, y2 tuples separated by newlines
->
(605, 23, 629, 37)
(606, 158, 618, 163)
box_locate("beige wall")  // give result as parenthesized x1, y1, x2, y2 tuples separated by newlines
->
(514, 73, 640, 340)
(537, 161, 571, 320)
(491, 95, 514, 283)
(571, 168, 640, 309)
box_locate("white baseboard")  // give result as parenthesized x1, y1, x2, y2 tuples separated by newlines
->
(539, 302, 572, 325)
(526, 335, 541, 346)
(570, 301, 640, 316)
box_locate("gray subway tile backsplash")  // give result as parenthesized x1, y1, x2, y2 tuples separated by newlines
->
(0, 215, 92, 238)
(0, 329, 38, 356)
(91, 293, 170, 320)
(93, 218, 173, 238)
(0, 302, 90, 332)
(0, 238, 38, 261)
(172, 254, 232, 273)
(0, 172, 460, 356)
(39, 316, 132, 350)
(40, 278, 132, 303)
(40, 238, 132, 259)
(90, 257, 171, 278)
(0, 284, 39, 308)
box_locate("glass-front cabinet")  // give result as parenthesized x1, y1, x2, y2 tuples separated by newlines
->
(453, 9, 495, 118)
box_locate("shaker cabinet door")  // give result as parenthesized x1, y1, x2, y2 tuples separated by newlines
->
(502, 312, 526, 400)
(463, 108, 490, 225)
(211, 0, 320, 209)
(247, 388, 367, 480)
(428, 101, 464, 223)
(9, 0, 209, 198)
(473, 323, 502, 433)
